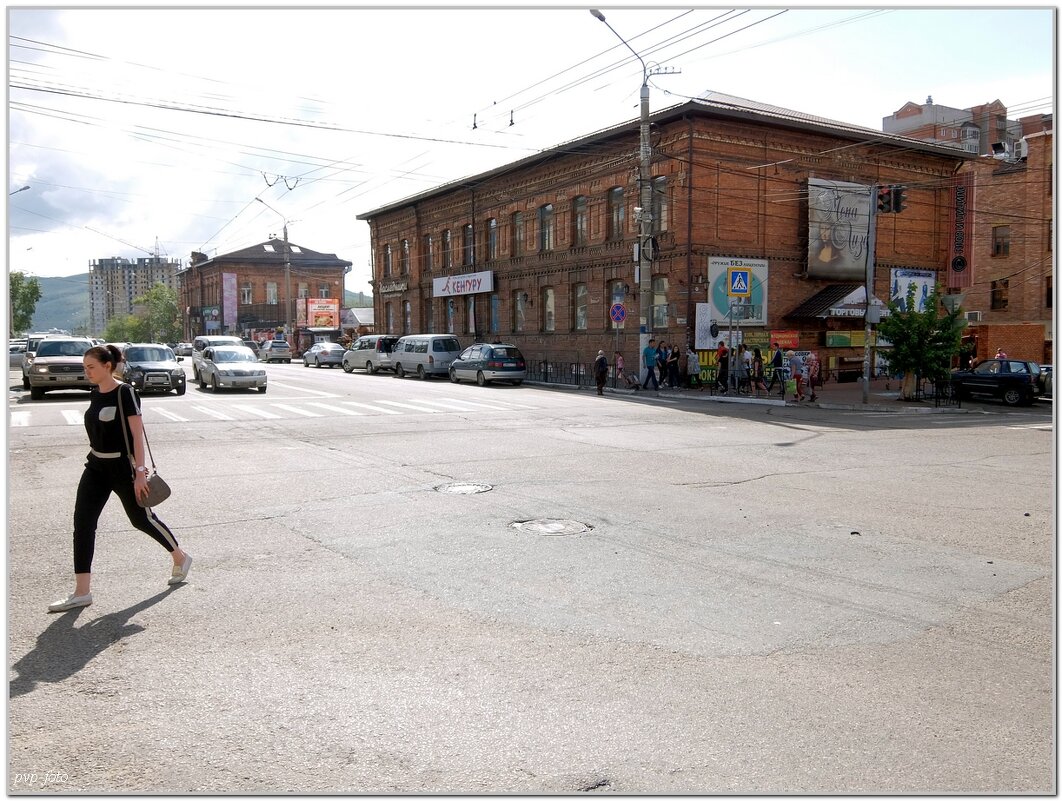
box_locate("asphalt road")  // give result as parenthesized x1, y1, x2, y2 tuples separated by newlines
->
(6, 362, 1054, 793)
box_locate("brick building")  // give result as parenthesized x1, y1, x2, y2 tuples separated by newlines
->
(356, 92, 977, 378)
(948, 130, 1053, 364)
(177, 240, 351, 351)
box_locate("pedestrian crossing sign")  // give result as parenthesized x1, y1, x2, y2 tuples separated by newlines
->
(727, 268, 751, 297)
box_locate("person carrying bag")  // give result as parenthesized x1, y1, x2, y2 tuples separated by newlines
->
(47, 344, 192, 613)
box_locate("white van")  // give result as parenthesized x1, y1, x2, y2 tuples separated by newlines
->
(391, 335, 462, 379)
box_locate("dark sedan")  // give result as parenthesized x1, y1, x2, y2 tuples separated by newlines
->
(949, 359, 1045, 406)
(121, 343, 187, 395)
(449, 343, 526, 386)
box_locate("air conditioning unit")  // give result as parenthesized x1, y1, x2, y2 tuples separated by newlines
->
(966, 311, 983, 322)
(1015, 138, 1029, 160)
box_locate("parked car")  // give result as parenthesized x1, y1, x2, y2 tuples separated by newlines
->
(391, 335, 462, 379)
(303, 342, 345, 368)
(241, 339, 260, 357)
(9, 341, 27, 370)
(949, 358, 1045, 406)
(449, 343, 526, 386)
(1040, 364, 1052, 398)
(342, 334, 400, 374)
(26, 337, 95, 400)
(258, 339, 292, 363)
(174, 342, 194, 356)
(120, 343, 187, 395)
(191, 335, 245, 383)
(196, 346, 267, 393)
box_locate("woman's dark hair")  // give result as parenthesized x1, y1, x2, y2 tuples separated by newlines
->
(86, 344, 123, 367)
(754, 348, 762, 359)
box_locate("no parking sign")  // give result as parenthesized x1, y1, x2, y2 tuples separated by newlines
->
(609, 303, 626, 323)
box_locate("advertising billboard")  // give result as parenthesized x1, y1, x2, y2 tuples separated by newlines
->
(890, 269, 938, 313)
(807, 179, 871, 280)
(303, 298, 339, 328)
(707, 257, 769, 326)
(222, 272, 237, 330)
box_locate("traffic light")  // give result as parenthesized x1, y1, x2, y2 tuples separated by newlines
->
(891, 185, 908, 213)
(876, 184, 893, 214)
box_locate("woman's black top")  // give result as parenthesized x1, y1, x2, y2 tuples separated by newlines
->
(84, 383, 140, 455)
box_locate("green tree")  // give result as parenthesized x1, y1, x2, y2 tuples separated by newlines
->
(133, 283, 181, 343)
(102, 314, 149, 343)
(877, 283, 966, 400)
(9, 271, 42, 336)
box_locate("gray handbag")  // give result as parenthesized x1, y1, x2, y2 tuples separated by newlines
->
(116, 385, 171, 507)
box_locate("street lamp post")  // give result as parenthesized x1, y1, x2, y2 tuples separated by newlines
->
(9, 185, 30, 196)
(591, 9, 653, 383)
(256, 198, 293, 344)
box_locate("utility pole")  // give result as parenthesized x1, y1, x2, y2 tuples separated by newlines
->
(863, 186, 884, 404)
(256, 198, 294, 345)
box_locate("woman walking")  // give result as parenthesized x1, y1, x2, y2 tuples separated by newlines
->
(48, 344, 192, 612)
(751, 348, 768, 396)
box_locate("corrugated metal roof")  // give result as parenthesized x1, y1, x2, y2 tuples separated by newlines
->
(785, 283, 863, 318)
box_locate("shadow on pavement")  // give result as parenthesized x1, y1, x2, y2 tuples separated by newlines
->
(9, 587, 183, 699)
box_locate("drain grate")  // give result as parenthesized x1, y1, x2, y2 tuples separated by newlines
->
(510, 519, 592, 536)
(435, 482, 493, 495)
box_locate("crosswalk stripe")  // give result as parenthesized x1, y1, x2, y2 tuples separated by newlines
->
(230, 404, 282, 419)
(271, 403, 322, 417)
(152, 408, 189, 422)
(62, 410, 83, 425)
(190, 404, 235, 421)
(341, 401, 401, 415)
(376, 400, 445, 413)
(412, 398, 512, 412)
(306, 402, 363, 416)
(440, 397, 533, 410)
(10, 411, 29, 427)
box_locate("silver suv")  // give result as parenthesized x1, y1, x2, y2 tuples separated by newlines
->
(26, 337, 94, 400)
(191, 335, 244, 382)
(258, 339, 292, 363)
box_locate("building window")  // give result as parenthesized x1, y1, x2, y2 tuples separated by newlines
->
(266, 282, 278, 304)
(537, 204, 554, 252)
(319, 284, 329, 299)
(651, 176, 668, 233)
(490, 294, 500, 333)
(403, 301, 412, 334)
(512, 290, 526, 333)
(609, 280, 627, 330)
(298, 282, 309, 299)
(400, 239, 410, 274)
(442, 229, 452, 268)
(652, 276, 669, 328)
(386, 302, 395, 333)
(446, 298, 455, 333)
(486, 218, 498, 261)
(383, 244, 393, 277)
(1046, 275, 1053, 309)
(542, 287, 555, 332)
(423, 233, 435, 272)
(992, 226, 1010, 257)
(572, 196, 588, 247)
(425, 299, 434, 333)
(990, 278, 1009, 310)
(511, 212, 525, 256)
(573, 283, 588, 331)
(607, 187, 624, 241)
(462, 223, 474, 266)
(467, 296, 476, 335)
(241, 282, 253, 304)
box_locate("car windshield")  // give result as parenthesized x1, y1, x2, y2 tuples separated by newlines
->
(126, 347, 172, 362)
(214, 350, 256, 363)
(36, 340, 90, 357)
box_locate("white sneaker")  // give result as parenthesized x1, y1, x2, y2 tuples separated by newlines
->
(168, 554, 192, 585)
(47, 593, 92, 613)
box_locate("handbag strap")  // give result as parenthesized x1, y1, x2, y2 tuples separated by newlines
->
(116, 384, 157, 472)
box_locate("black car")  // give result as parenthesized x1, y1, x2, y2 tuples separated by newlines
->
(949, 358, 1044, 406)
(120, 343, 187, 395)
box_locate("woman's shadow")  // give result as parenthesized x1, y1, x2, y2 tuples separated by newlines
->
(9, 587, 182, 699)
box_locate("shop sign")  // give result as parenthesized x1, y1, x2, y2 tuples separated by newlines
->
(305, 298, 339, 328)
(769, 330, 800, 349)
(379, 280, 408, 295)
(433, 270, 494, 297)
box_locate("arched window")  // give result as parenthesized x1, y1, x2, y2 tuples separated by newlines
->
(571, 195, 588, 246)
(542, 287, 555, 332)
(383, 244, 393, 277)
(651, 276, 669, 328)
(511, 212, 525, 256)
(573, 283, 588, 330)
(462, 224, 474, 265)
(538, 204, 554, 252)
(607, 187, 624, 240)
(485, 218, 498, 261)
(651, 176, 668, 234)
(400, 239, 410, 274)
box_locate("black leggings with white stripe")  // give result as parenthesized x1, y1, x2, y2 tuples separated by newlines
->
(72, 453, 179, 574)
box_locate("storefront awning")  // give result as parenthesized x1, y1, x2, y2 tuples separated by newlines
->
(785, 283, 863, 318)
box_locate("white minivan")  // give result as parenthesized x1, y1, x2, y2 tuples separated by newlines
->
(390, 335, 462, 379)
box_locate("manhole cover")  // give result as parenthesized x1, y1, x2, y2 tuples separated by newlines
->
(435, 482, 493, 495)
(510, 519, 592, 536)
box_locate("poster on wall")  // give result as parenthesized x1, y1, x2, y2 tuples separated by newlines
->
(222, 273, 237, 330)
(806, 179, 871, 281)
(305, 298, 340, 328)
(707, 257, 769, 326)
(203, 305, 221, 332)
(890, 269, 938, 312)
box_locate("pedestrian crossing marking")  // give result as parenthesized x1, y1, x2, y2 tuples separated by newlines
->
(153, 408, 190, 422)
(61, 410, 83, 426)
(306, 402, 364, 416)
(10, 411, 29, 427)
(412, 398, 510, 412)
(229, 405, 282, 419)
(189, 404, 235, 421)
(342, 401, 401, 415)
(439, 397, 534, 410)
(270, 404, 322, 417)
(377, 400, 446, 413)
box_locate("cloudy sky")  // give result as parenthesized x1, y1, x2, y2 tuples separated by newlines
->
(6, 4, 1055, 296)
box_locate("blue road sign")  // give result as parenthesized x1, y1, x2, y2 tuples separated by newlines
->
(609, 303, 626, 323)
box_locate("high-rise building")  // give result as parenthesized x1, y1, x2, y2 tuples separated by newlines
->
(882, 96, 1048, 158)
(89, 255, 181, 334)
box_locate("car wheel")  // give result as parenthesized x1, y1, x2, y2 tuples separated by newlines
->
(1002, 388, 1023, 406)
(303, 359, 309, 367)
(366, 361, 376, 374)
(417, 365, 427, 380)
(285, 359, 291, 364)
(512, 380, 523, 386)
(395, 364, 405, 378)
(211, 375, 220, 392)
(477, 371, 487, 387)
(258, 385, 268, 394)
(30, 386, 44, 400)
(176, 383, 186, 396)
(342, 361, 354, 373)
(198, 373, 207, 389)
(449, 368, 459, 384)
